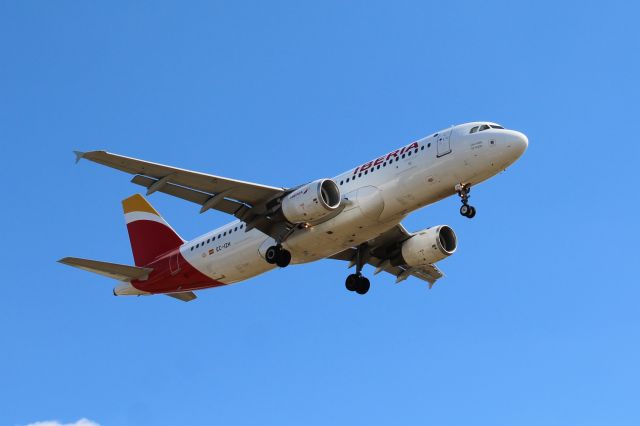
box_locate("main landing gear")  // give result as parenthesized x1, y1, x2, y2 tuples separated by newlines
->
(456, 183, 476, 219)
(345, 244, 370, 295)
(345, 273, 370, 295)
(265, 245, 292, 268)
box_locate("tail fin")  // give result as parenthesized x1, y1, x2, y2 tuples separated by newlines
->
(123, 194, 184, 266)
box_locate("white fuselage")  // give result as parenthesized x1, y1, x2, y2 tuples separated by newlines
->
(180, 122, 528, 285)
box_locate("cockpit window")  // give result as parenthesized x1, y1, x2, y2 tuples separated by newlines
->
(479, 124, 490, 131)
(490, 124, 504, 129)
(469, 126, 479, 134)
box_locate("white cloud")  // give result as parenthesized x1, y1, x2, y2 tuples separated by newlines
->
(21, 419, 99, 426)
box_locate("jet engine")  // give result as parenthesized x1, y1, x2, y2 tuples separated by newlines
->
(281, 179, 341, 223)
(399, 225, 457, 266)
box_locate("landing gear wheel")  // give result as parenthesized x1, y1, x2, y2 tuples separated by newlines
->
(265, 245, 292, 267)
(276, 249, 291, 268)
(456, 183, 476, 219)
(460, 204, 476, 218)
(345, 274, 359, 292)
(467, 206, 476, 218)
(265, 246, 279, 264)
(355, 276, 370, 295)
(345, 244, 371, 295)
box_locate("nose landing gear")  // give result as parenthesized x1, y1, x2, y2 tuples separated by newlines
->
(456, 183, 476, 219)
(265, 245, 292, 268)
(345, 243, 370, 295)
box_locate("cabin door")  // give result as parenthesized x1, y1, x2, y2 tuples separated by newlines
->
(437, 128, 453, 157)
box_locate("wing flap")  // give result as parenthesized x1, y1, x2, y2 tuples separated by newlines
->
(58, 257, 153, 281)
(131, 175, 248, 216)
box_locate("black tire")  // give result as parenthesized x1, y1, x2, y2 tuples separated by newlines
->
(345, 274, 359, 291)
(355, 276, 370, 295)
(467, 206, 476, 218)
(265, 246, 278, 264)
(276, 249, 292, 268)
(460, 205, 470, 216)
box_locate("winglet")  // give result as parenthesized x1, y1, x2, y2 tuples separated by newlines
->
(73, 151, 85, 164)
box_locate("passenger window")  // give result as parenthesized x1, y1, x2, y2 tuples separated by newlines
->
(190, 247, 194, 251)
(218, 234, 221, 238)
(421, 146, 424, 150)
(346, 178, 350, 182)
(377, 165, 380, 169)
(235, 227, 238, 231)
(207, 239, 210, 243)
(340, 180, 343, 185)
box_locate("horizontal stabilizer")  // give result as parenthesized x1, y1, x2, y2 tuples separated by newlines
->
(166, 291, 197, 302)
(58, 257, 153, 281)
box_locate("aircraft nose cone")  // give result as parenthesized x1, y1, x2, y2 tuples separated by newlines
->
(504, 130, 528, 159)
(514, 131, 528, 155)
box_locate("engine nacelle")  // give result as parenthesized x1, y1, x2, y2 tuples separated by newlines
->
(281, 179, 341, 223)
(400, 225, 457, 266)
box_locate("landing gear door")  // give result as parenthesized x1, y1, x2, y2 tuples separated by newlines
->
(436, 128, 453, 157)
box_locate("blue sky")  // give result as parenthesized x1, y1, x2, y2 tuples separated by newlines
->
(1, 1, 638, 425)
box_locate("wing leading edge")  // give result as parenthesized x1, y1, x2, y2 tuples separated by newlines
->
(75, 150, 287, 215)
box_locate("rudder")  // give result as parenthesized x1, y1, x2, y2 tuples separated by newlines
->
(122, 194, 184, 266)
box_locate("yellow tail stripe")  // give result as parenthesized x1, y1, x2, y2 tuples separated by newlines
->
(122, 194, 160, 215)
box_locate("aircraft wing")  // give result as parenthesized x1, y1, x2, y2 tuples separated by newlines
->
(75, 150, 291, 239)
(329, 224, 445, 288)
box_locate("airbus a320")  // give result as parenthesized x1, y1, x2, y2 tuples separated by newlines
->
(60, 122, 528, 301)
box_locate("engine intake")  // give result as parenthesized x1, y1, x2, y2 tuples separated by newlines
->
(281, 179, 341, 223)
(399, 225, 457, 266)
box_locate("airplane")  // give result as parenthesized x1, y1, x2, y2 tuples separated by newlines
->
(59, 122, 528, 301)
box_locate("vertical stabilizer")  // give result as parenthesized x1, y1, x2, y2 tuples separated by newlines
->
(122, 194, 184, 266)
